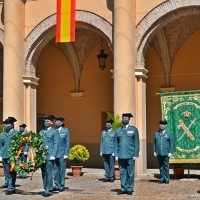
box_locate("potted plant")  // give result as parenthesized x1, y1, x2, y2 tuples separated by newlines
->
(171, 164, 184, 179)
(0, 124, 4, 176)
(107, 112, 122, 180)
(68, 144, 90, 177)
(107, 112, 122, 131)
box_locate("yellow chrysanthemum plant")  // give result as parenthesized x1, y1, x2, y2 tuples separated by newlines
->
(68, 145, 90, 166)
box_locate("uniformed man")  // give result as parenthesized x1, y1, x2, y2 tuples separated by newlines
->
(53, 117, 70, 192)
(153, 120, 174, 184)
(18, 124, 29, 178)
(40, 115, 59, 197)
(0, 117, 19, 195)
(0, 120, 8, 189)
(100, 119, 116, 182)
(115, 113, 140, 195)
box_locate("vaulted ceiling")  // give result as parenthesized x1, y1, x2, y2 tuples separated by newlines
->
(49, 21, 106, 72)
(150, 13, 200, 65)
(149, 13, 200, 86)
(47, 24, 104, 91)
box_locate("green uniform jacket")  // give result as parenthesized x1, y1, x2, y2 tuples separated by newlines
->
(56, 127, 70, 158)
(20, 132, 29, 153)
(0, 129, 19, 159)
(100, 129, 116, 154)
(153, 130, 174, 156)
(40, 127, 59, 160)
(115, 125, 140, 159)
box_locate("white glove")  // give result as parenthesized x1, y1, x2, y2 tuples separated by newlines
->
(24, 152, 28, 155)
(112, 153, 114, 156)
(115, 157, 118, 161)
(133, 157, 137, 160)
(0, 157, 2, 162)
(154, 152, 157, 157)
(50, 156, 55, 160)
(100, 152, 102, 156)
(168, 153, 172, 157)
(64, 155, 68, 159)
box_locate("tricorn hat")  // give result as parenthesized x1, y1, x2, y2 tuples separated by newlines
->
(106, 119, 114, 124)
(19, 124, 27, 128)
(4, 117, 17, 124)
(55, 117, 65, 121)
(158, 120, 168, 125)
(122, 113, 133, 118)
(44, 115, 55, 121)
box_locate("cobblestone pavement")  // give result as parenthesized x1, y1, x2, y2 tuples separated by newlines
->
(0, 169, 200, 199)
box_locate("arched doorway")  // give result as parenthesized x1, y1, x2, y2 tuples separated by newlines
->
(136, 1, 200, 168)
(25, 11, 113, 167)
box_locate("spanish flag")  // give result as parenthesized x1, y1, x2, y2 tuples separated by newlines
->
(56, 0, 76, 43)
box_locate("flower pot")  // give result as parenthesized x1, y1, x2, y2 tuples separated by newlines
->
(71, 166, 83, 177)
(0, 163, 4, 176)
(173, 168, 184, 179)
(114, 165, 120, 180)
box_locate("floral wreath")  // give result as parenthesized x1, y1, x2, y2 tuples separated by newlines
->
(8, 131, 48, 179)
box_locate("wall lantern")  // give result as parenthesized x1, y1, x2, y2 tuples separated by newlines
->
(97, 38, 108, 70)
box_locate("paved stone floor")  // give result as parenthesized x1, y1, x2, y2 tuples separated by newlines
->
(0, 168, 200, 199)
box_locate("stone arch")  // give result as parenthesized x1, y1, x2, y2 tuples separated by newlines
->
(136, 0, 200, 69)
(25, 10, 113, 78)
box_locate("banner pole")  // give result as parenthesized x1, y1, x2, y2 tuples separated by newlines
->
(156, 90, 200, 95)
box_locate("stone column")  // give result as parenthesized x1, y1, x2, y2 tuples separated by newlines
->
(135, 68, 148, 175)
(113, 0, 136, 123)
(22, 75, 39, 132)
(3, 0, 25, 125)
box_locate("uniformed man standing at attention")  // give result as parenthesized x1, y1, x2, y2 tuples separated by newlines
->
(115, 113, 140, 195)
(0, 117, 19, 195)
(40, 115, 59, 197)
(153, 120, 174, 184)
(18, 124, 29, 179)
(53, 117, 70, 192)
(100, 119, 116, 182)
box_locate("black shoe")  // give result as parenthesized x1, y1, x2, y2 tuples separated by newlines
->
(5, 190, 15, 195)
(165, 181, 169, 184)
(127, 191, 133, 195)
(59, 188, 64, 192)
(110, 179, 114, 183)
(42, 193, 52, 197)
(158, 181, 165, 184)
(0, 185, 7, 189)
(117, 191, 127, 195)
(103, 179, 110, 182)
(52, 187, 59, 192)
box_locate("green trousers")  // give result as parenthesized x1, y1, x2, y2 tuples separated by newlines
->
(157, 155, 170, 182)
(118, 159, 135, 192)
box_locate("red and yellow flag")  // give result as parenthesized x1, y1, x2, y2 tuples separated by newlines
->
(56, 0, 76, 43)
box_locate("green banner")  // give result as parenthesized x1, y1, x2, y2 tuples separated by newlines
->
(160, 92, 200, 163)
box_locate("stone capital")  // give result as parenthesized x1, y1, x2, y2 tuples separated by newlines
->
(135, 68, 148, 78)
(70, 92, 84, 99)
(22, 75, 39, 86)
(160, 87, 175, 93)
